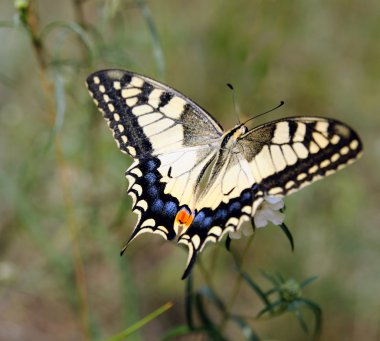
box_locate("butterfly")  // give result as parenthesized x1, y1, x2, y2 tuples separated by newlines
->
(86, 69, 363, 279)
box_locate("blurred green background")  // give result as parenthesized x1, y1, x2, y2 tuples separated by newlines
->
(0, 0, 379, 340)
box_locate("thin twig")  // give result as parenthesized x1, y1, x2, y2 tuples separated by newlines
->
(72, 0, 87, 29)
(22, 1, 90, 339)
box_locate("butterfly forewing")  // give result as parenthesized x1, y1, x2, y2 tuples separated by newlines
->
(86, 69, 223, 157)
(239, 117, 363, 197)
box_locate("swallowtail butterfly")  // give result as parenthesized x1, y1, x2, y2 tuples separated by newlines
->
(86, 70, 362, 279)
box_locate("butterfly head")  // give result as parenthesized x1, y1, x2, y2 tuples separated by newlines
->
(221, 124, 248, 150)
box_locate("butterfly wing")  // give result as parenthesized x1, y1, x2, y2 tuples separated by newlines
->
(86, 70, 223, 244)
(238, 116, 363, 196)
(86, 69, 223, 157)
(177, 117, 362, 278)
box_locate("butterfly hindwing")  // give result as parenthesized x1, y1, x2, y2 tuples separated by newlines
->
(178, 186, 264, 279)
(123, 158, 179, 243)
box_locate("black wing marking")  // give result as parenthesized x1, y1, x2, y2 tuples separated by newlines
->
(122, 157, 179, 245)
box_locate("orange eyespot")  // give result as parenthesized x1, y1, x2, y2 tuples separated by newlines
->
(175, 207, 195, 228)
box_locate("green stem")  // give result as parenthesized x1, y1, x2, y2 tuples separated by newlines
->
(104, 302, 173, 341)
(198, 256, 217, 295)
(219, 232, 256, 331)
(18, 1, 90, 339)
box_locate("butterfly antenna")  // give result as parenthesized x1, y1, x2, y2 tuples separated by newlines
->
(227, 83, 241, 125)
(243, 101, 285, 126)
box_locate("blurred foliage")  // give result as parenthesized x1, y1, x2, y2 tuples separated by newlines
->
(0, 0, 379, 340)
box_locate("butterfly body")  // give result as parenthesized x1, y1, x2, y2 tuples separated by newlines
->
(221, 124, 248, 149)
(86, 69, 362, 279)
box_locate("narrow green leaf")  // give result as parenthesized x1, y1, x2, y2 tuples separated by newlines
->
(300, 275, 319, 289)
(278, 223, 294, 251)
(104, 302, 173, 341)
(102, 0, 122, 18)
(286, 300, 305, 312)
(40, 21, 94, 61)
(264, 288, 281, 296)
(52, 70, 66, 133)
(260, 271, 280, 286)
(199, 286, 226, 312)
(237, 269, 270, 306)
(285, 299, 322, 336)
(160, 325, 205, 340)
(302, 299, 322, 336)
(194, 293, 228, 341)
(135, 0, 165, 77)
(294, 310, 309, 334)
(185, 273, 194, 329)
(230, 315, 261, 341)
(257, 299, 285, 318)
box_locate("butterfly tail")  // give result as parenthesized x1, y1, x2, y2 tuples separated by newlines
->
(179, 240, 198, 280)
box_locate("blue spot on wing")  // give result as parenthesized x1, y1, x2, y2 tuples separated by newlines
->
(148, 186, 159, 198)
(193, 211, 206, 225)
(163, 201, 177, 217)
(145, 172, 157, 185)
(229, 201, 241, 213)
(241, 190, 252, 201)
(183, 187, 264, 244)
(215, 209, 228, 221)
(151, 199, 164, 213)
(146, 159, 158, 171)
(201, 217, 213, 230)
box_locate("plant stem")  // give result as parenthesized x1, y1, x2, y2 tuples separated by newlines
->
(198, 257, 215, 293)
(104, 302, 173, 341)
(219, 232, 256, 331)
(22, 1, 90, 339)
(72, 0, 87, 29)
(209, 244, 220, 278)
